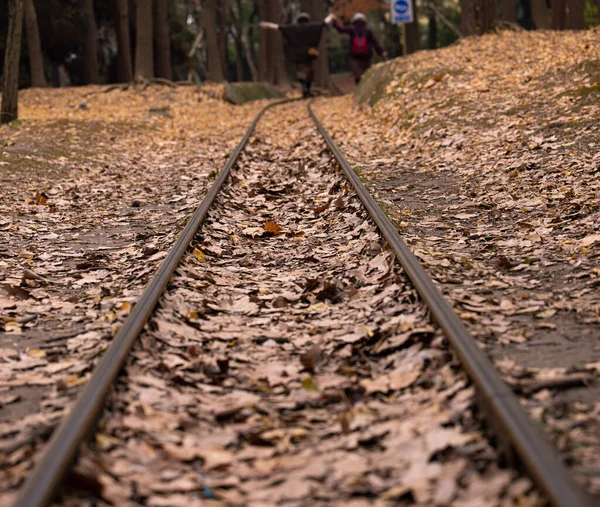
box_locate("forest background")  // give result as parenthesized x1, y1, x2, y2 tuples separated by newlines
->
(0, 0, 599, 92)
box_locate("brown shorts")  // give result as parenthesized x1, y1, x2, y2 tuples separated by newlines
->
(296, 61, 315, 83)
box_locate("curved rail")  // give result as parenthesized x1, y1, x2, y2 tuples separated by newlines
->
(14, 98, 295, 507)
(307, 101, 589, 507)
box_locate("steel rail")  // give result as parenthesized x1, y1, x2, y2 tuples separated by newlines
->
(307, 101, 590, 507)
(14, 98, 295, 507)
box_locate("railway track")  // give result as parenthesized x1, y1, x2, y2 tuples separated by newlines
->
(13, 100, 589, 506)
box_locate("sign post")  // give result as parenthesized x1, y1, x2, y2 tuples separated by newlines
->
(391, 0, 414, 24)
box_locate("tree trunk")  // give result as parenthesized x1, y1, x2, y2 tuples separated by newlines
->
(531, 0, 550, 29)
(402, 0, 419, 54)
(217, 0, 229, 77)
(568, 0, 585, 29)
(1, 0, 24, 124)
(501, 0, 516, 22)
(23, 0, 46, 87)
(268, 0, 287, 85)
(204, 0, 224, 81)
(115, 0, 133, 82)
(135, 0, 154, 79)
(230, 0, 255, 81)
(300, 0, 331, 89)
(234, 38, 244, 81)
(461, 0, 496, 35)
(242, 25, 258, 81)
(257, 0, 287, 85)
(460, 0, 476, 35)
(258, 0, 268, 81)
(382, 13, 402, 57)
(552, 0, 566, 29)
(479, 0, 496, 32)
(81, 0, 99, 84)
(427, 5, 437, 49)
(154, 0, 172, 79)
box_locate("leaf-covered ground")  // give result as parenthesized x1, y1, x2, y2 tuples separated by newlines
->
(0, 83, 267, 500)
(2, 27, 599, 504)
(313, 27, 600, 498)
(57, 102, 536, 506)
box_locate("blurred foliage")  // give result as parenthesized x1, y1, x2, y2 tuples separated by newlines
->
(0, 0, 598, 88)
(585, 0, 600, 28)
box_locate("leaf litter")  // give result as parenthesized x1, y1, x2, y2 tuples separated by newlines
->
(0, 84, 269, 503)
(313, 27, 600, 497)
(54, 102, 538, 505)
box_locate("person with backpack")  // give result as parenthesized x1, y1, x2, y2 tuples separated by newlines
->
(260, 12, 334, 98)
(331, 13, 387, 84)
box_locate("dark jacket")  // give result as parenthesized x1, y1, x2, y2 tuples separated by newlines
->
(332, 20, 384, 58)
(279, 22, 325, 63)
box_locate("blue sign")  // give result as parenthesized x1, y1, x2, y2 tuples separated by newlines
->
(391, 0, 413, 23)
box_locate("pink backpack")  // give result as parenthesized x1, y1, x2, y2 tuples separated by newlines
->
(351, 29, 369, 57)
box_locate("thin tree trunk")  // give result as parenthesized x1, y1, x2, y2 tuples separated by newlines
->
(81, 0, 99, 84)
(403, 0, 419, 54)
(1, 0, 24, 124)
(154, 0, 172, 79)
(234, 38, 244, 81)
(247, 4, 259, 78)
(135, 0, 154, 79)
(115, 0, 132, 82)
(217, 0, 229, 77)
(427, 4, 437, 49)
(23, 0, 46, 87)
(382, 11, 402, 57)
(257, 0, 268, 81)
(531, 0, 550, 28)
(242, 25, 258, 82)
(204, 0, 224, 81)
(501, 0, 516, 22)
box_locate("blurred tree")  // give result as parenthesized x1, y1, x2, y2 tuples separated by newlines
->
(217, 0, 229, 77)
(154, 0, 172, 78)
(403, 0, 419, 53)
(460, 0, 496, 34)
(258, 0, 287, 84)
(230, 0, 259, 81)
(569, 0, 585, 28)
(80, 0, 99, 83)
(204, 0, 224, 80)
(115, 0, 132, 82)
(428, 2, 437, 49)
(531, 0, 551, 28)
(553, 0, 585, 29)
(1, 0, 24, 123)
(23, 0, 46, 87)
(502, 0, 516, 22)
(136, 0, 154, 78)
(332, 0, 387, 21)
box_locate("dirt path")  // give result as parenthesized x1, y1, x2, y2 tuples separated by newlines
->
(43, 102, 536, 506)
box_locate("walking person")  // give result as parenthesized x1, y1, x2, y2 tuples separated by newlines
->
(260, 12, 334, 98)
(331, 13, 387, 84)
